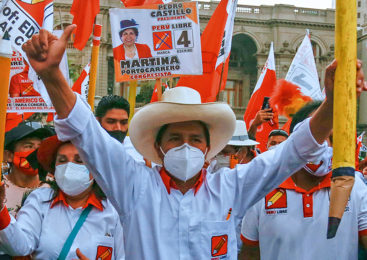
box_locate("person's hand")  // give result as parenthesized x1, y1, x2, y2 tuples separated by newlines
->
(0, 182, 5, 210)
(21, 24, 76, 78)
(324, 59, 367, 100)
(73, 248, 89, 260)
(252, 108, 274, 127)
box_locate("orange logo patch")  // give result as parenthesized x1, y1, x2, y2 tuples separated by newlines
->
(211, 235, 228, 257)
(153, 31, 173, 51)
(265, 188, 287, 209)
(95, 246, 113, 260)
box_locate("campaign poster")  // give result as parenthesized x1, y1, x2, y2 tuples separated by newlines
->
(7, 50, 55, 113)
(0, 0, 53, 53)
(110, 2, 202, 82)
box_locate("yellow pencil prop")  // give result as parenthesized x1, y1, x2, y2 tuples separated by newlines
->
(87, 24, 102, 111)
(327, 0, 357, 239)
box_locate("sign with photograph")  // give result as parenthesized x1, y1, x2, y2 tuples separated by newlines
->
(110, 2, 202, 81)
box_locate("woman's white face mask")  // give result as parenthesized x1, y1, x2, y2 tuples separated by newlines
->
(55, 162, 93, 196)
(160, 143, 206, 182)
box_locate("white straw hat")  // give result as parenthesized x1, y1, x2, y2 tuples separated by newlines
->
(227, 120, 259, 146)
(129, 87, 236, 164)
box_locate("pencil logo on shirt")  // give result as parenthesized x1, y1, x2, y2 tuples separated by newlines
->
(96, 246, 113, 260)
(265, 188, 287, 210)
(211, 235, 228, 257)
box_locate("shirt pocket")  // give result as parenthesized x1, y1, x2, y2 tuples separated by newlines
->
(200, 220, 232, 259)
(93, 236, 115, 260)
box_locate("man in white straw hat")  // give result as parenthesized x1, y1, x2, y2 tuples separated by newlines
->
(211, 120, 259, 171)
(21, 26, 366, 260)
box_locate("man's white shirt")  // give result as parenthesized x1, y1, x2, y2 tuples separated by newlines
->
(241, 173, 367, 260)
(54, 94, 327, 260)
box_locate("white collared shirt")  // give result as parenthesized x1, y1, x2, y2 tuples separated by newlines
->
(0, 188, 124, 259)
(241, 174, 367, 260)
(54, 94, 326, 260)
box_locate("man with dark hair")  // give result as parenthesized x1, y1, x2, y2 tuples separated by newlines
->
(3, 122, 53, 216)
(266, 129, 289, 150)
(95, 95, 144, 163)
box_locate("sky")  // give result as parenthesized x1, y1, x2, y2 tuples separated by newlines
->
(238, 0, 333, 9)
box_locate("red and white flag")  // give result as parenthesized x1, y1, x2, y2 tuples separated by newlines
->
(72, 63, 91, 102)
(150, 82, 169, 103)
(176, 0, 237, 102)
(285, 30, 324, 101)
(244, 42, 279, 152)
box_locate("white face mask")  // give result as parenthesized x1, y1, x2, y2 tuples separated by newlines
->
(160, 143, 206, 182)
(303, 147, 333, 177)
(215, 155, 230, 168)
(55, 162, 93, 196)
(267, 144, 279, 151)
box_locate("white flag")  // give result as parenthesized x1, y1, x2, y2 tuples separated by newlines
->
(285, 32, 324, 100)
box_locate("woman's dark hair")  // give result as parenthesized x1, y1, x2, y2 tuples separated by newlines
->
(289, 101, 322, 134)
(95, 95, 130, 118)
(119, 27, 139, 39)
(155, 121, 210, 146)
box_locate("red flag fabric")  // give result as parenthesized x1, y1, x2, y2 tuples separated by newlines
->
(176, 0, 237, 102)
(5, 113, 33, 132)
(244, 43, 279, 152)
(150, 82, 169, 103)
(281, 120, 292, 134)
(70, 0, 100, 50)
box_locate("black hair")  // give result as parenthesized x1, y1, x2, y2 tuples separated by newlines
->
(155, 121, 210, 146)
(289, 101, 322, 134)
(268, 129, 289, 139)
(119, 27, 139, 39)
(95, 95, 130, 118)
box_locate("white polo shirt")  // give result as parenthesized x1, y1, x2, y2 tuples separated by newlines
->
(54, 94, 326, 260)
(0, 188, 125, 259)
(241, 173, 367, 260)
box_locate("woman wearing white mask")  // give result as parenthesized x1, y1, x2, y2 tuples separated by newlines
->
(0, 136, 124, 260)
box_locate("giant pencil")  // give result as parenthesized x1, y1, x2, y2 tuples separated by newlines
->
(0, 32, 12, 179)
(327, 0, 357, 239)
(88, 24, 102, 111)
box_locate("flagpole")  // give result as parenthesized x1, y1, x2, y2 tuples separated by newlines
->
(156, 78, 162, 101)
(128, 81, 137, 123)
(0, 32, 12, 179)
(216, 60, 226, 101)
(87, 24, 102, 111)
(327, 0, 357, 239)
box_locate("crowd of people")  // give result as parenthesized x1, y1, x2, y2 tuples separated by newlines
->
(0, 25, 366, 260)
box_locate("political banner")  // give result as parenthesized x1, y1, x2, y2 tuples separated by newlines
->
(110, 2, 202, 81)
(285, 32, 324, 101)
(0, 0, 53, 53)
(7, 50, 54, 113)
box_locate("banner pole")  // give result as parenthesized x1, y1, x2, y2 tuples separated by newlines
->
(0, 32, 12, 179)
(327, 0, 357, 239)
(87, 24, 102, 111)
(128, 80, 137, 123)
(156, 78, 162, 101)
